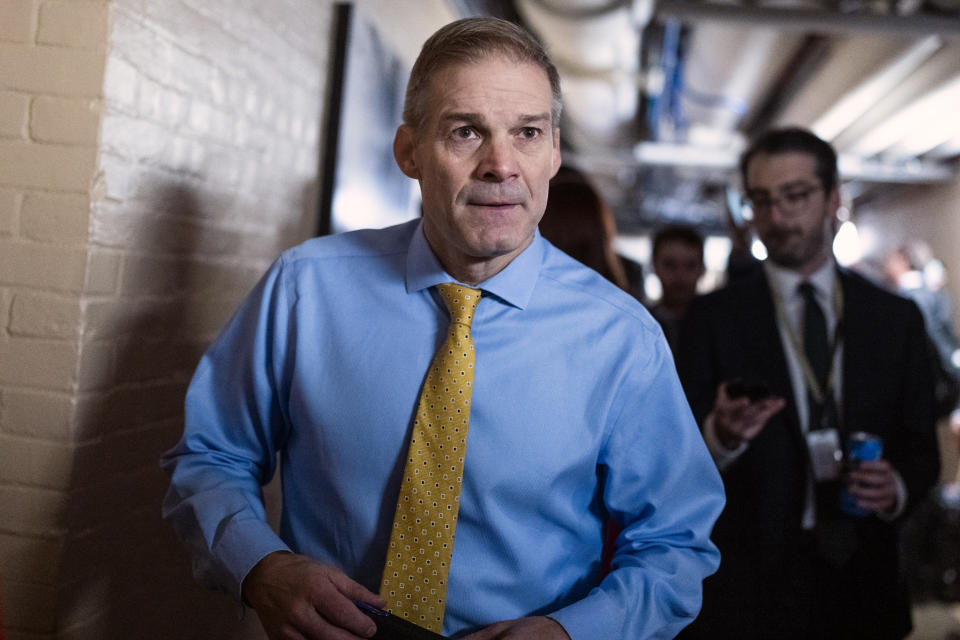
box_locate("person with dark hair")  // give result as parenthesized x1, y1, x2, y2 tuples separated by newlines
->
(678, 127, 940, 639)
(161, 17, 724, 640)
(737, 126, 839, 199)
(538, 166, 630, 290)
(649, 224, 705, 353)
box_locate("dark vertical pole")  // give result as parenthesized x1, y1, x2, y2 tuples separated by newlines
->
(317, 2, 353, 237)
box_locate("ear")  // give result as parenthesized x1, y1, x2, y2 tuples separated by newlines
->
(393, 125, 420, 179)
(550, 128, 562, 178)
(827, 185, 841, 218)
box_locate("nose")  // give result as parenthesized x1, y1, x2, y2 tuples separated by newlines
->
(767, 197, 792, 224)
(475, 134, 519, 182)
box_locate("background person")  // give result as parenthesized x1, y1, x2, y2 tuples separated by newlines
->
(677, 127, 940, 639)
(162, 17, 724, 640)
(647, 224, 705, 354)
(884, 243, 960, 420)
(538, 165, 630, 291)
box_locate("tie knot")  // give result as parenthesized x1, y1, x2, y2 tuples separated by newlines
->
(437, 283, 481, 327)
(798, 281, 817, 300)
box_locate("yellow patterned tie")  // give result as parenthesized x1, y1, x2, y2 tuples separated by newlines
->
(380, 283, 481, 632)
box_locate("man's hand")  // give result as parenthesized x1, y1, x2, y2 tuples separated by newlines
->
(461, 616, 570, 640)
(845, 459, 898, 514)
(711, 382, 786, 450)
(243, 551, 386, 640)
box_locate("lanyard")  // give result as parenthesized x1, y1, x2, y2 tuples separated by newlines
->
(772, 270, 844, 407)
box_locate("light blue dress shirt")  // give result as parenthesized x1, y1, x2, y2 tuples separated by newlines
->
(161, 219, 724, 639)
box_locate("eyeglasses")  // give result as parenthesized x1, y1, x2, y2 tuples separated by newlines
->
(742, 184, 823, 217)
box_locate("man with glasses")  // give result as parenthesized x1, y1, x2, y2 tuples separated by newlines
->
(677, 127, 940, 639)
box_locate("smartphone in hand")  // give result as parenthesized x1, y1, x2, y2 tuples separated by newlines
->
(725, 378, 772, 402)
(356, 601, 449, 640)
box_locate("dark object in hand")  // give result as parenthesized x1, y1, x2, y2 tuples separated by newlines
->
(356, 602, 449, 640)
(725, 379, 772, 402)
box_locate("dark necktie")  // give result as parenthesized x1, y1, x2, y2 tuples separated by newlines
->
(800, 282, 854, 564)
(799, 282, 829, 430)
(799, 282, 829, 391)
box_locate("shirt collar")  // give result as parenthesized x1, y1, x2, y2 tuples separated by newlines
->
(405, 219, 544, 309)
(763, 257, 836, 304)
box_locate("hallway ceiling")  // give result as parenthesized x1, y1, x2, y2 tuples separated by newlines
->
(452, 0, 960, 233)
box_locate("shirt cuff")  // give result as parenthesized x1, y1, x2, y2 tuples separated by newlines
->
(547, 590, 620, 640)
(876, 467, 908, 521)
(703, 412, 748, 471)
(213, 517, 291, 603)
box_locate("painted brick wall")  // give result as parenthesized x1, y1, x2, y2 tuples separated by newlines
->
(0, 1, 105, 638)
(63, 0, 332, 637)
(0, 0, 333, 638)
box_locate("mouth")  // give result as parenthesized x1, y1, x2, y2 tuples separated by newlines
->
(467, 201, 521, 210)
(766, 227, 800, 243)
(464, 186, 526, 211)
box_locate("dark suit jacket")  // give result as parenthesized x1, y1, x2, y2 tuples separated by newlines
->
(677, 265, 940, 640)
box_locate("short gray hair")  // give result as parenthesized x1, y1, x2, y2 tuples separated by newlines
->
(403, 17, 562, 132)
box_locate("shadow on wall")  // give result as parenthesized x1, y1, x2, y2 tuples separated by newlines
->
(53, 180, 305, 639)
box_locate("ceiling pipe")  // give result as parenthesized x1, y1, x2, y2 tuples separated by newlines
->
(680, 23, 806, 139)
(655, 2, 960, 39)
(832, 43, 960, 151)
(525, 0, 631, 18)
(516, 0, 654, 151)
(571, 142, 957, 183)
(838, 154, 957, 182)
(741, 35, 833, 136)
(855, 72, 960, 157)
(809, 35, 944, 141)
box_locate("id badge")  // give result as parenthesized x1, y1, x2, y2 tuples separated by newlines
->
(806, 428, 842, 482)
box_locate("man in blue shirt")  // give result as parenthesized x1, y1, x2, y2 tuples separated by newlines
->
(162, 17, 724, 640)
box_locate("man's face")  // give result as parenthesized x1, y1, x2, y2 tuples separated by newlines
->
(653, 241, 704, 309)
(394, 55, 561, 282)
(745, 151, 839, 274)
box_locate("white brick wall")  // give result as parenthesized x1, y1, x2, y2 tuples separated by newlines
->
(0, 5, 96, 627)
(0, 189, 20, 236)
(0, 91, 30, 139)
(30, 98, 102, 146)
(0, 43, 105, 96)
(37, 1, 109, 50)
(0, 242, 89, 291)
(0, 1, 38, 44)
(20, 193, 91, 243)
(0, 142, 97, 191)
(0, 0, 333, 638)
